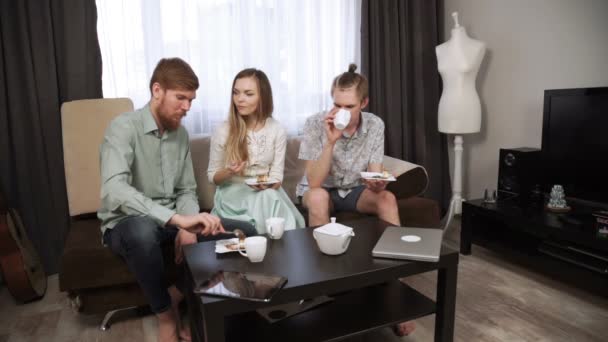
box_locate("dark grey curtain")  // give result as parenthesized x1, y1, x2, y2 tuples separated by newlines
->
(0, 0, 102, 274)
(361, 0, 451, 211)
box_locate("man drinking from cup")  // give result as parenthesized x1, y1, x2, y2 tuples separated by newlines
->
(296, 63, 415, 337)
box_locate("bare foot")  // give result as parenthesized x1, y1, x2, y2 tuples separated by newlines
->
(393, 320, 416, 337)
(157, 310, 179, 342)
(168, 286, 191, 341)
(169, 285, 184, 303)
(179, 324, 192, 342)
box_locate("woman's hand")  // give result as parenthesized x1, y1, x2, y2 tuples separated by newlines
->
(226, 161, 246, 176)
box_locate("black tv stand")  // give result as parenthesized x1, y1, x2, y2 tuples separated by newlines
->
(538, 240, 608, 275)
(558, 214, 585, 227)
(461, 198, 608, 296)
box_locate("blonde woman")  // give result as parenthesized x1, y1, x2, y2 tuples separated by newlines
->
(207, 68, 305, 234)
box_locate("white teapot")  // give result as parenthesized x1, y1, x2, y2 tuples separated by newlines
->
(312, 218, 355, 255)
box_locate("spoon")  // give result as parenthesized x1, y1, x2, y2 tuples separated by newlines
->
(227, 229, 246, 248)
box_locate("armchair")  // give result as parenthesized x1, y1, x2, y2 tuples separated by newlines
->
(59, 98, 156, 330)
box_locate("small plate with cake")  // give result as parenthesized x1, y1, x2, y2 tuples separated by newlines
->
(245, 175, 280, 186)
(360, 171, 397, 182)
(215, 238, 245, 254)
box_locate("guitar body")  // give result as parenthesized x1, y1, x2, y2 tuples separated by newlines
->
(0, 190, 47, 302)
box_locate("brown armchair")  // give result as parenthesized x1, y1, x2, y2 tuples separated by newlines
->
(59, 98, 152, 330)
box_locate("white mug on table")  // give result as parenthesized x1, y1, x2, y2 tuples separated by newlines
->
(266, 217, 286, 239)
(238, 236, 267, 262)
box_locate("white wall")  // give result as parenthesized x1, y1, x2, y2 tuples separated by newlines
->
(442, 0, 608, 201)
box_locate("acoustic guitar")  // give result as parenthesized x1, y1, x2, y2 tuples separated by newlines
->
(0, 188, 47, 302)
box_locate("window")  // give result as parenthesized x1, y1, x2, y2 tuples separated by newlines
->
(96, 0, 361, 135)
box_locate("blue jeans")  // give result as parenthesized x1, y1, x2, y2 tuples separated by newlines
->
(103, 215, 256, 313)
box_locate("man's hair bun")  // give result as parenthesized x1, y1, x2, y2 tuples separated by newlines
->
(331, 63, 368, 100)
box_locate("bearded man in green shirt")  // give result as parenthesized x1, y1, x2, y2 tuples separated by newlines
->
(98, 58, 256, 342)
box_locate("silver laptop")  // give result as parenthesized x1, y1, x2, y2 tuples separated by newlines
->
(372, 200, 456, 262)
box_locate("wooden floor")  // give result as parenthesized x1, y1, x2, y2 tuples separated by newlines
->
(1, 218, 607, 342)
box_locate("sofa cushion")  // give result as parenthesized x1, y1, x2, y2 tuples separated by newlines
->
(283, 137, 308, 203)
(387, 164, 429, 199)
(397, 197, 441, 228)
(59, 218, 177, 292)
(59, 219, 136, 291)
(190, 133, 216, 211)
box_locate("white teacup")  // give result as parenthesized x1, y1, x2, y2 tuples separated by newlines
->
(334, 109, 351, 130)
(266, 217, 286, 239)
(238, 236, 267, 262)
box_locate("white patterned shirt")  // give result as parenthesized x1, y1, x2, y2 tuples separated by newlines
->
(296, 111, 385, 197)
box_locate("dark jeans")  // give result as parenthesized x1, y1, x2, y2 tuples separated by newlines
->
(103, 215, 256, 313)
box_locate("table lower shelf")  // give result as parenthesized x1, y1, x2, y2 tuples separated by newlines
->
(215, 280, 436, 342)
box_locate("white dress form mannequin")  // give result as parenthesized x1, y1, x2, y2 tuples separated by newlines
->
(436, 12, 486, 214)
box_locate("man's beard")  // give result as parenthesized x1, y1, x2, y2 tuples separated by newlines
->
(157, 98, 182, 131)
(158, 112, 181, 131)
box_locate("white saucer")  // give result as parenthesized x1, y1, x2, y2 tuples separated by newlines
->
(245, 178, 280, 186)
(360, 172, 396, 182)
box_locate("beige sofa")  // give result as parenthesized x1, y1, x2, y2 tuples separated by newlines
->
(59, 98, 439, 329)
(190, 134, 440, 226)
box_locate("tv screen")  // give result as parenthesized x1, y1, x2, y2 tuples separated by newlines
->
(541, 87, 608, 205)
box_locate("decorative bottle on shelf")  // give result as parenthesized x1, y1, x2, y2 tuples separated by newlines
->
(547, 184, 570, 212)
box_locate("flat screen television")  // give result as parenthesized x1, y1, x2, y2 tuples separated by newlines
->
(541, 87, 608, 205)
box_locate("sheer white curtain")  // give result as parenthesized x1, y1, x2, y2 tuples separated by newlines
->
(96, 0, 361, 135)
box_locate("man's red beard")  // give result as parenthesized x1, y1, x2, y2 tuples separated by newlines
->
(158, 111, 182, 131)
(157, 97, 184, 131)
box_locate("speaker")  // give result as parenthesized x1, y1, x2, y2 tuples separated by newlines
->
(497, 147, 541, 204)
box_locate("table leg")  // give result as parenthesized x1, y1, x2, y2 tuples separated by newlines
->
(435, 260, 458, 342)
(202, 312, 226, 342)
(460, 206, 473, 255)
(185, 275, 224, 342)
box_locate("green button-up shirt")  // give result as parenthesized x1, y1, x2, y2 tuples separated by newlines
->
(97, 104, 199, 237)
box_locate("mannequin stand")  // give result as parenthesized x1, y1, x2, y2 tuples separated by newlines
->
(452, 135, 464, 215)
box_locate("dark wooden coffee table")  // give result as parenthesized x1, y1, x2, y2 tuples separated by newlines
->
(183, 217, 459, 342)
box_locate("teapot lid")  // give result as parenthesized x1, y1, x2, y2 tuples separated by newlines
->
(314, 217, 353, 236)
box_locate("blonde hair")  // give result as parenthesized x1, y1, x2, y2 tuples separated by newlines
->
(225, 69, 274, 165)
(331, 63, 369, 101)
